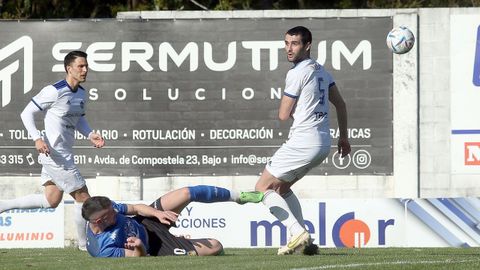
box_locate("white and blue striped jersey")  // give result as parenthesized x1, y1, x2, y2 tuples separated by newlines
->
(30, 80, 89, 165)
(284, 58, 335, 146)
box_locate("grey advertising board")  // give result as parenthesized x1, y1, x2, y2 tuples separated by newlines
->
(0, 18, 392, 177)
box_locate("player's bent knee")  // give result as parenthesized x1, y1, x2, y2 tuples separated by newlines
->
(180, 187, 191, 200)
(45, 195, 62, 208)
(49, 201, 59, 208)
(210, 239, 223, 256)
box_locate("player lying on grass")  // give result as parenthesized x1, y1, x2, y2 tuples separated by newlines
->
(81, 185, 263, 257)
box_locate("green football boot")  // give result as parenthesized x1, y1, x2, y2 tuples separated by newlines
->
(238, 191, 264, 204)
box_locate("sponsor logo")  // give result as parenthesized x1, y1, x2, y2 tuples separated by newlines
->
(352, 150, 372, 169)
(332, 151, 351, 169)
(337, 219, 370, 248)
(0, 36, 33, 107)
(109, 231, 117, 241)
(465, 142, 480, 165)
(51, 40, 372, 72)
(250, 202, 394, 248)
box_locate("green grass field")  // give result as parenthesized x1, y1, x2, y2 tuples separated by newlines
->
(1, 247, 480, 270)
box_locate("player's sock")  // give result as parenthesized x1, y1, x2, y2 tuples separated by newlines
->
(281, 191, 316, 255)
(262, 190, 305, 236)
(229, 189, 240, 202)
(188, 185, 231, 203)
(282, 190, 305, 228)
(74, 202, 87, 250)
(0, 194, 51, 213)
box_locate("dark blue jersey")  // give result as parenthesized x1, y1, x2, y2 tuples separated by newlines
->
(86, 201, 149, 257)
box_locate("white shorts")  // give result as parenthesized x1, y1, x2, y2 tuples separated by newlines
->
(40, 163, 85, 194)
(266, 140, 330, 182)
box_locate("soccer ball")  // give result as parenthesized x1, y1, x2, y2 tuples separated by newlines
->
(386, 26, 415, 54)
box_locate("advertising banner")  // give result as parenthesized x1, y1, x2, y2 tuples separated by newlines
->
(0, 18, 393, 177)
(169, 198, 480, 248)
(450, 15, 480, 173)
(0, 203, 64, 248)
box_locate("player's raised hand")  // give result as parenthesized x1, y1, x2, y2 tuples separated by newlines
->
(89, 132, 105, 148)
(35, 139, 50, 156)
(337, 136, 351, 158)
(155, 210, 179, 225)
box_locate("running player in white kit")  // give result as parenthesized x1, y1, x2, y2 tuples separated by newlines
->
(255, 26, 351, 255)
(0, 51, 105, 251)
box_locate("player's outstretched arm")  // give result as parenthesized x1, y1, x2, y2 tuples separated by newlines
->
(278, 95, 297, 121)
(329, 84, 351, 157)
(127, 204, 178, 225)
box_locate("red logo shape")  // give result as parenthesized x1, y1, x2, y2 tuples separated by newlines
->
(465, 142, 480, 165)
(339, 219, 371, 248)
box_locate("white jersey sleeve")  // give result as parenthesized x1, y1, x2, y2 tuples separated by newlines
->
(20, 102, 43, 141)
(31, 85, 58, 111)
(284, 68, 304, 98)
(325, 70, 335, 89)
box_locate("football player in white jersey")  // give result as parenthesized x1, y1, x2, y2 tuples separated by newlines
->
(254, 26, 351, 255)
(0, 51, 105, 251)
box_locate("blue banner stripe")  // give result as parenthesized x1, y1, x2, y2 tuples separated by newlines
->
(399, 199, 469, 247)
(473, 25, 480, 86)
(438, 199, 477, 229)
(451, 130, 480, 134)
(453, 198, 480, 222)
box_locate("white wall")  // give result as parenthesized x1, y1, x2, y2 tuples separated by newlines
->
(419, 8, 480, 197)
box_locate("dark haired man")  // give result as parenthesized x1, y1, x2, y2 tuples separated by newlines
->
(82, 186, 263, 257)
(255, 26, 351, 255)
(0, 51, 105, 251)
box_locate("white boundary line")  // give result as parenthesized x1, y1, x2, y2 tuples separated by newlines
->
(291, 259, 480, 270)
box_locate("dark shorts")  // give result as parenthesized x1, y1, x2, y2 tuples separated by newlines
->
(134, 198, 197, 256)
